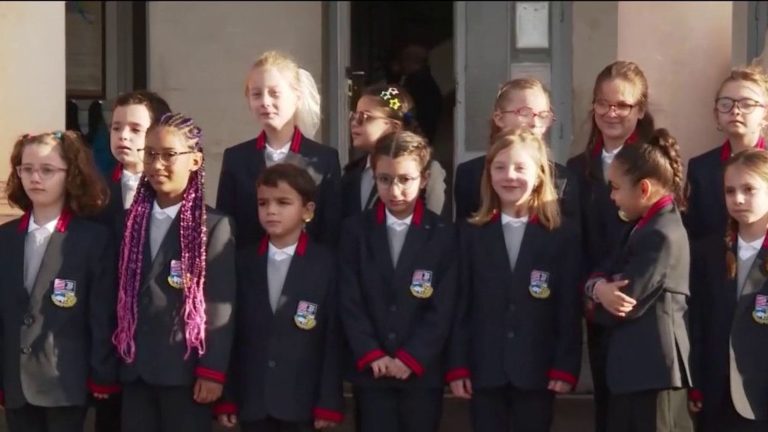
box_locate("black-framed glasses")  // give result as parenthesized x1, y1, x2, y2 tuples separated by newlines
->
(143, 150, 196, 165)
(16, 165, 68, 180)
(349, 111, 390, 126)
(375, 174, 421, 189)
(593, 100, 636, 117)
(499, 107, 556, 125)
(715, 97, 766, 114)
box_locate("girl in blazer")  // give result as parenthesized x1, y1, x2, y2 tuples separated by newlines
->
(447, 128, 582, 432)
(0, 131, 118, 432)
(215, 163, 343, 432)
(689, 149, 768, 431)
(217, 50, 341, 248)
(113, 113, 236, 432)
(339, 131, 457, 432)
(583, 128, 693, 432)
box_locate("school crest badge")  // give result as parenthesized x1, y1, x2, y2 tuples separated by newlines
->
(753, 294, 768, 325)
(529, 270, 551, 299)
(51, 278, 77, 308)
(410, 269, 434, 299)
(167, 260, 184, 289)
(295, 300, 318, 330)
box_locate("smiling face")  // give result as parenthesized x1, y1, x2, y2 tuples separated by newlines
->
(246, 66, 300, 133)
(594, 78, 645, 143)
(143, 127, 202, 203)
(489, 144, 540, 213)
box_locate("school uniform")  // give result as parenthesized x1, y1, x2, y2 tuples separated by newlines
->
(689, 232, 768, 432)
(453, 155, 579, 223)
(684, 138, 766, 243)
(341, 155, 450, 220)
(119, 204, 236, 432)
(0, 211, 119, 432)
(339, 200, 457, 432)
(213, 232, 344, 432)
(566, 136, 636, 432)
(446, 213, 582, 432)
(583, 195, 693, 432)
(217, 128, 342, 249)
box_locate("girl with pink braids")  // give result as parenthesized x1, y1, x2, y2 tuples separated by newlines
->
(113, 113, 236, 432)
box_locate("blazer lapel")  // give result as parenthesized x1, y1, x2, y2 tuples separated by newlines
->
(273, 251, 305, 319)
(482, 218, 515, 280)
(509, 222, 544, 299)
(247, 142, 267, 183)
(370, 215, 395, 279)
(10, 226, 27, 303)
(29, 230, 67, 310)
(738, 243, 768, 310)
(392, 217, 430, 283)
(144, 215, 182, 288)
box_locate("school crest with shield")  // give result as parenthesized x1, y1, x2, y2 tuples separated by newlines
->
(410, 269, 434, 299)
(168, 259, 184, 289)
(51, 278, 77, 308)
(753, 294, 768, 325)
(294, 300, 318, 330)
(529, 270, 551, 299)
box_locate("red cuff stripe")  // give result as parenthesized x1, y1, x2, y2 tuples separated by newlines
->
(87, 378, 121, 394)
(0, 389, 5, 407)
(357, 349, 386, 371)
(689, 388, 703, 403)
(213, 401, 238, 416)
(195, 366, 227, 384)
(395, 349, 425, 377)
(313, 407, 344, 423)
(445, 368, 471, 383)
(548, 369, 578, 386)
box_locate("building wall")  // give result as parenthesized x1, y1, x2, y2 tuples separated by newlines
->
(147, 1, 324, 206)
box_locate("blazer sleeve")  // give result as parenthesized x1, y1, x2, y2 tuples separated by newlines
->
(338, 220, 387, 371)
(453, 163, 472, 222)
(195, 216, 237, 384)
(687, 238, 709, 395)
(682, 165, 702, 241)
(445, 222, 472, 382)
(313, 258, 345, 423)
(425, 160, 448, 219)
(215, 149, 236, 218)
(549, 227, 583, 386)
(213, 255, 244, 417)
(87, 228, 120, 394)
(395, 225, 459, 377)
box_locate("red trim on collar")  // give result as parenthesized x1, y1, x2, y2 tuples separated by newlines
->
(375, 199, 424, 225)
(18, 208, 72, 233)
(258, 231, 308, 257)
(258, 236, 269, 256)
(634, 195, 674, 231)
(591, 130, 638, 157)
(255, 127, 303, 153)
(720, 136, 766, 162)
(111, 164, 123, 183)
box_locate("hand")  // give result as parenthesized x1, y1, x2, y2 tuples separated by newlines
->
(688, 400, 703, 413)
(387, 358, 412, 380)
(218, 413, 238, 428)
(370, 357, 392, 378)
(92, 392, 110, 400)
(594, 279, 636, 316)
(193, 378, 223, 404)
(314, 419, 338, 429)
(547, 380, 573, 394)
(449, 378, 473, 399)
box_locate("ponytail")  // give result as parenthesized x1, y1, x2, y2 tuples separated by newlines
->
(647, 128, 686, 210)
(295, 68, 321, 138)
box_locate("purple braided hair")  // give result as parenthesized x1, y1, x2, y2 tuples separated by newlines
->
(113, 113, 208, 362)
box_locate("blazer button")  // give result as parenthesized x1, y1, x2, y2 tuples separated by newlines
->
(387, 332, 396, 340)
(268, 360, 277, 368)
(21, 345, 31, 355)
(506, 331, 515, 339)
(23, 314, 34, 326)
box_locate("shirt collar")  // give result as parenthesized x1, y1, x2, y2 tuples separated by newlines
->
(266, 142, 291, 154)
(28, 214, 60, 234)
(122, 170, 142, 184)
(152, 201, 182, 220)
(501, 212, 528, 227)
(738, 234, 766, 261)
(601, 145, 623, 164)
(386, 209, 413, 230)
(268, 241, 298, 261)
(364, 155, 372, 171)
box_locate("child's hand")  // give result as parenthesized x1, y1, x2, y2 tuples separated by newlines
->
(371, 357, 392, 378)
(388, 358, 412, 380)
(218, 413, 238, 428)
(92, 392, 110, 400)
(449, 378, 473, 399)
(314, 419, 338, 429)
(594, 279, 636, 316)
(547, 380, 573, 394)
(193, 378, 223, 404)
(688, 400, 703, 413)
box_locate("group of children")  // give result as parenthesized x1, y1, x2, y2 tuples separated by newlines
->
(0, 48, 767, 432)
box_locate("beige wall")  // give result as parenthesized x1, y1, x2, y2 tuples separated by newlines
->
(617, 1, 732, 164)
(147, 1, 323, 206)
(570, 1, 619, 157)
(0, 1, 65, 221)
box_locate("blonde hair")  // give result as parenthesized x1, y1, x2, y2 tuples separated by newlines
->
(371, 131, 432, 175)
(490, 78, 551, 139)
(717, 65, 768, 101)
(245, 51, 321, 138)
(470, 128, 561, 229)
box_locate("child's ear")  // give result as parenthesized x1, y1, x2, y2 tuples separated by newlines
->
(492, 110, 505, 130)
(420, 169, 430, 190)
(640, 178, 651, 198)
(303, 201, 316, 223)
(189, 151, 203, 172)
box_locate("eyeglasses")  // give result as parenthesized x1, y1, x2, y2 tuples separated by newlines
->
(349, 111, 390, 126)
(375, 174, 421, 189)
(143, 150, 197, 165)
(499, 107, 556, 125)
(16, 165, 68, 180)
(593, 100, 636, 117)
(715, 97, 766, 114)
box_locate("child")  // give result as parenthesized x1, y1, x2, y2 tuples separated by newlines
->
(453, 78, 579, 223)
(565, 60, 656, 432)
(447, 128, 582, 431)
(0, 131, 118, 432)
(689, 149, 768, 431)
(685, 66, 768, 242)
(113, 113, 236, 432)
(583, 128, 693, 432)
(217, 50, 341, 249)
(339, 131, 457, 432)
(341, 84, 448, 219)
(215, 163, 343, 431)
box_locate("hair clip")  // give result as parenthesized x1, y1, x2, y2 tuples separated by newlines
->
(403, 111, 414, 123)
(380, 87, 403, 111)
(52, 130, 63, 140)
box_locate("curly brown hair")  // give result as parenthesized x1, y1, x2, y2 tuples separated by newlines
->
(6, 131, 109, 216)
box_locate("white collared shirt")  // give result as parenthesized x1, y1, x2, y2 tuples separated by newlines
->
(738, 235, 765, 261)
(268, 241, 298, 262)
(149, 201, 182, 259)
(121, 170, 142, 208)
(602, 145, 623, 167)
(152, 201, 182, 220)
(501, 212, 528, 227)
(386, 209, 413, 232)
(265, 141, 291, 163)
(28, 214, 59, 234)
(360, 156, 375, 210)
